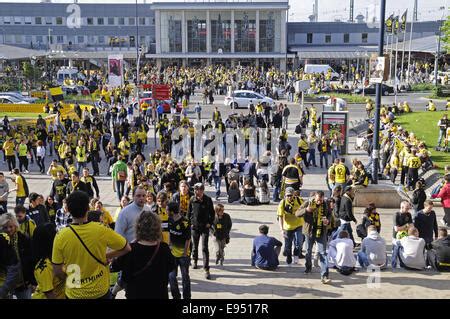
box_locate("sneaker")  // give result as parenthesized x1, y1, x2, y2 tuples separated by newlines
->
(204, 270, 211, 280)
(293, 256, 299, 264)
(24, 170, 29, 174)
(215, 257, 220, 265)
(321, 276, 331, 284)
(440, 219, 448, 227)
(303, 268, 311, 274)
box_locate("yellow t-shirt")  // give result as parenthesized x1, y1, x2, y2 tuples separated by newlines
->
(3, 141, 15, 156)
(52, 222, 127, 299)
(18, 143, 28, 157)
(16, 175, 25, 197)
(32, 258, 65, 299)
(49, 165, 67, 180)
(277, 197, 304, 231)
(334, 164, 347, 184)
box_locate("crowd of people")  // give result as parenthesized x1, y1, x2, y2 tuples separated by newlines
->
(0, 63, 449, 300)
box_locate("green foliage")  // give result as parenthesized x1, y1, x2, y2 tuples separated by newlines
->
(410, 83, 436, 92)
(442, 14, 450, 54)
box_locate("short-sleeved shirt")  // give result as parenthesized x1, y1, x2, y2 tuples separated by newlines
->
(393, 212, 413, 238)
(277, 198, 304, 231)
(15, 175, 25, 197)
(52, 222, 127, 299)
(32, 258, 65, 299)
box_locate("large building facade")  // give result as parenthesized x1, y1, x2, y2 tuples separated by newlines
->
(0, 1, 443, 69)
(149, 1, 290, 69)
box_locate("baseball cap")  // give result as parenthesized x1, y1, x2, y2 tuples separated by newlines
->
(285, 187, 295, 196)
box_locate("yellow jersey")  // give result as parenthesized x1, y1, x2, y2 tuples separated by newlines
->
(334, 163, 347, 184)
(32, 258, 65, 299)
(277, 197, 304, 231)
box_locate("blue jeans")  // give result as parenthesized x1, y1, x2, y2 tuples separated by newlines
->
(16, 197, 26, 206)
(332, 223, 355, 246)
(331, 149, 339, 163)
(319, 152, 329, 168)
(357, 251, 370, 268)
(77, 161, 87, 175)
(438, 129, 446, 146)
(283, 227, 303, 264)
(115, 180, 125, 201)
(214, 176, 221, 198)
(169, 256, 191, 300)
(304, 232, 329, 277)
(272, 179, 281, 201)
(307, 149, 316, 166)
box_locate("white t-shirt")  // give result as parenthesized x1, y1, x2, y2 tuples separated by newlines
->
(329, 238, 356, 268)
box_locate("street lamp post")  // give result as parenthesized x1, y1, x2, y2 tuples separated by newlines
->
(434, 11, 444, 87)
(135, 0, 140, 106)
(372, 0, 386, 184)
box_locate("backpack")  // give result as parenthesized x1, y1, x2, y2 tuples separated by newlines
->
(295, 124, 302, 134)
(21, 175, 29, 197)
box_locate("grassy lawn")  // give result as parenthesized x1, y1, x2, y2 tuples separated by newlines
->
(396, 110, 450, 172)
(0, 112, 42, 118)
(305, 93, 368, 103)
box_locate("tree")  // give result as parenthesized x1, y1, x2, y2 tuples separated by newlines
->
(22, 61, 41, 91)
(443, 14, 450, 54)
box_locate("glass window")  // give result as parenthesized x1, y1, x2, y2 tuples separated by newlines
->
(128, 17, 135, 26)
(108, 17, 115, 25)
(88, 35, 96, 45)
(362, 33, 368, 43)
(260, 11, 280, 52)
(325, 34, 331, 43)
(77, 36, 84, 43)
(344, 33, 349, 43)
(14, 17, 23, 25)
(15, 35, 23, 44)
(87, 17, 94, 25)
(25, 35, 32, 44)
(45, 17, 52, 25)
(36, 36, 43, 43)
(187, 13, 207, 53)
(234, 11, 256, 53)
(211, 12, 231, 53)
(4, 35, 13, 43)
(35, 17, 42, 25)
(307, 33, 313, 44)
(98, 36, 105, 44)
(118, 17, 125, 25)
(4, 17, 11, 24)
(129, 35, 135, 47)
(139, 17, 146, 25)
(57, 35, 64, 44)
(98, 18, 104, 25)
(140, 36, 146, 45)
(25, 17, 32, 25)
(56, 17, 63, 25)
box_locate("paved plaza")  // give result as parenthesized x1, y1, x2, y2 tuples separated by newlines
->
(4, 93, 450, 299)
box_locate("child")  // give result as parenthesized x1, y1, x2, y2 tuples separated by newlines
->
(15, 205, 36, 238)
(212, 204, 232, 266)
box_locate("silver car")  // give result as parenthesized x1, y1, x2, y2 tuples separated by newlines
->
(223, 90, 274, 109)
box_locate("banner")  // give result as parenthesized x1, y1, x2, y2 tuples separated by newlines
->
(394, 15, 399, 35)
(401, 10, 407, 32)
(108, 54, 123, 88)
(49, 86, 64, 102)
(385, 14, 394, 33)
(152, 84, 171, 100)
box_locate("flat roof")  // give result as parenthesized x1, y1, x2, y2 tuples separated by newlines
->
(290, 45, 377, 59)
(151, 1, 288, 10)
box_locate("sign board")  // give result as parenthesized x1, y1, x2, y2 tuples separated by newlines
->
(295, 80, 311, 93)
(152, 84, 171, 100)
(369, 54, 389, 84)
(108, 54, 123, 88)
(321, 111, 349, 155)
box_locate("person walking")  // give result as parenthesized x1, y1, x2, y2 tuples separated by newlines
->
(111, 156, 128, 201)
(188, 183, 215, 280)
(295, 191, 331, 284)
(282, 105, 290, 130)
(212, 203, 232, 266)
(167, 201, 191, 300)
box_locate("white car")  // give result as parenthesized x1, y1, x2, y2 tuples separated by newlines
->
(1, 92, 38, 103)
(224, 90, 274, 109)
(0, 95, 30, 104)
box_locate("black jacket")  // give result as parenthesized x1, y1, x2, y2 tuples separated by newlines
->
(66, 180, 89, 195)
(188, 194, 215, 231)
(27, 205, 50, 227)
(431, 236, 450, 265)
(213, 213, 233, 240)
(50, 178, 69, 203)
(338, 194, 357, 223)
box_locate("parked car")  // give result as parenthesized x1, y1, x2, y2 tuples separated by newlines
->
(1, 92, 38, 103)
(354, 84, 394, 96)
(224, 90, 275, 109)
(0, 95, 30, 104)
